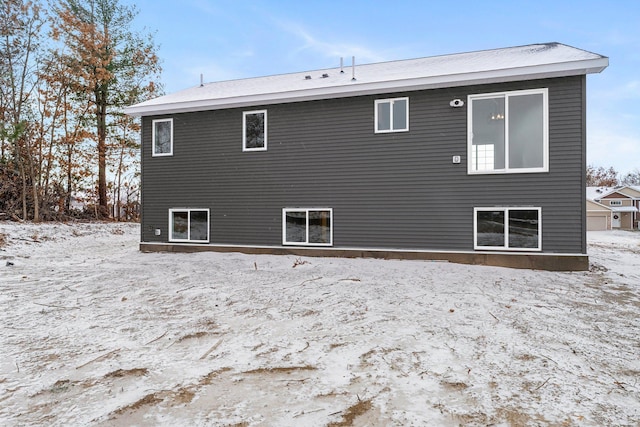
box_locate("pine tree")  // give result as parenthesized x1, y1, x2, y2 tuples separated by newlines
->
(52, 0, 161, 218)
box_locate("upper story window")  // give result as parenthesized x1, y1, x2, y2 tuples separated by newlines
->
(609, 200, 623, 206)
(152, 118, 173, 156)
(243, 110, 267, 151)
(375, 97, 409, 133)
(468, 88, 548, 174)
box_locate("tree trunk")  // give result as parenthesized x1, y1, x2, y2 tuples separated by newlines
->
(115, 130, 125, 222)
(96, 88, 108, 218)
(19, 160, 27, 221)
(31, 172, 39, 222)
(66, 139, 73, 213)
(64, 144, 73, 214)
(26, 142, 40, 222)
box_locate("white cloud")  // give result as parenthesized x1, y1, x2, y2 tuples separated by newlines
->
(601, 28, 640, 47)
(160, 56, 241, 93)
(588, 123, 640, 174)
(593, 80, 640, 101)
(189, 0, 223, 17)
(185, 61, 239, 83)
(274, 20, 386, 65)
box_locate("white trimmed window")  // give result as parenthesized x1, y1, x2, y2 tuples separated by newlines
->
(152, 118, 173, 156)
(609, 200, 622, 206)
(474, 207, 541, 251)
(169, 208, 210, 243)
(283, 208, 333, 246)
(375, 97, 409, 133)
(243, 110, 267, 151)
(468, 88, 548, 174)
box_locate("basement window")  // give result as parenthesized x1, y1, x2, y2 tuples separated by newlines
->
(169, 209, 209, 243)
(283, 208, 333, 246)
(474, 207, 541, 251)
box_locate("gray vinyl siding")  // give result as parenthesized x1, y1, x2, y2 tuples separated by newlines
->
(140, 76, 586, 254)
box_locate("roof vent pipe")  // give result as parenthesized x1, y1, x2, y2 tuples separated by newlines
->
(340, 57, 344, 73)
(200, 73, 204, 87)
(351, 56, 356, 81)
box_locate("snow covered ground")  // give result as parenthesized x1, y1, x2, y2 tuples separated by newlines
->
(0, 222, 638, 426)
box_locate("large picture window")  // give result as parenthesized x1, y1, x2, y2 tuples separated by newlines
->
(474, 207, 541, 251)
(169, 209, 209, 243)
(375, 97, 408, 133)
(468, 88, 548, 174)
(152, 118, 173, 156)
(243, 110, 267, 151)
(283, 208, 333, 246)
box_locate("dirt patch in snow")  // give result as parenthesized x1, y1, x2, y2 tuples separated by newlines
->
(0, 223, 639, 426)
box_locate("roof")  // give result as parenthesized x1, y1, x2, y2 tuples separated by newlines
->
(611, 206, 639, 213)
(599, 191, 633, 199)
(587, 187, 615, 201)
(126, 42, 608, 117)
(617, 185, 640, 198)
(588, 186, 640, 201)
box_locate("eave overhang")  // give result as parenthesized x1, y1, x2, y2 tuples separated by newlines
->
(125, 46, 608, 117)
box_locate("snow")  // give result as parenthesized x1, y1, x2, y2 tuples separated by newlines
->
(1, 222, 638, 426)
(125, 43, 608, 116)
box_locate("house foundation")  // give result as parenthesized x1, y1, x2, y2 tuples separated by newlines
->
(140, 243, 589, 271)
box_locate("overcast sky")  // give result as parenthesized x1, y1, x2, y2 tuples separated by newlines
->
(124, 0, 640, 174)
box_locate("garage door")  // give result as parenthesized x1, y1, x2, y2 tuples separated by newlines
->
(587, 215, 607, 231)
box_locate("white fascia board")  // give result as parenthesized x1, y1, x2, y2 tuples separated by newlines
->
(125, 57, 609, 117)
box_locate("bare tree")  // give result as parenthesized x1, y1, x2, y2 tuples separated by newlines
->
(586, 164, 619, 187)
(0, 0, 46, 220)
(620, 169, 640, 186)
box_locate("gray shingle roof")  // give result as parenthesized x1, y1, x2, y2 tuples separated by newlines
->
(126, 42, 608, 117)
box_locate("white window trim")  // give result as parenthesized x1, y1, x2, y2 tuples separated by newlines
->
(374, 97, 409, 133)
(467, 88, 548, 174)
(282, 208, 333, 247)
(243, 110, 267, 152)
(169, 208, 210, 243)
(152, 118, 173, 157)
(474, 207, 542, 252)
(609, 200, 623, 206)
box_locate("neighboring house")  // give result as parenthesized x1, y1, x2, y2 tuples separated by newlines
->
(617, 186, 640, 229)
(587, 186, 639, 230)
(586, 199, 612, 231)
(125, 42, 608, 271)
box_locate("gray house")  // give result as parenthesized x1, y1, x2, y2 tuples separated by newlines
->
(125, 43, 608, 270)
